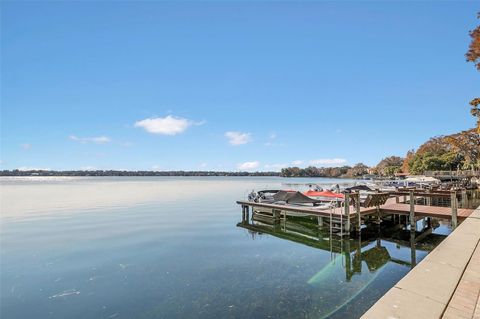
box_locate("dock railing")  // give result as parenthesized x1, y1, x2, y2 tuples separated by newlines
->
(389, 187, 462, 228)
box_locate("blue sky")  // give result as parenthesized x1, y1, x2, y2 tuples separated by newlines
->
(1, 1, 478, 171)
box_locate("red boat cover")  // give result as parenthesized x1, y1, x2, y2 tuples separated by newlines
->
(303, 190, 344, 199)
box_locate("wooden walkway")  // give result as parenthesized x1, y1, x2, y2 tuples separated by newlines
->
(381, 200, 474, 220)
(361, 206, 480, 319)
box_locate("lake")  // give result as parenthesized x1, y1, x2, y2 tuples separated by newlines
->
(0, 176, 451, 319)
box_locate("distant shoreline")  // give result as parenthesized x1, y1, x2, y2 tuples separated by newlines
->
(0, 170, 361, 178)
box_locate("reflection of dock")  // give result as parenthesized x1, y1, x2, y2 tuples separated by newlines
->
(237, 214, 446, 282)
(237, 188, 477, 236)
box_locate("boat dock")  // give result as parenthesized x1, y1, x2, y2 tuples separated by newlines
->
(237, 188, 476, 235)
(361, 205, 480, 319)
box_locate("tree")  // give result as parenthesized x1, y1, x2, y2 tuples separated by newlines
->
(347, 163, 369, 177)
(384, 166, 401, 177)
(376, 156, 403, 176)
(408, 151, 464, 174)
(470, 98, 480, 134)
(416, 136, 453, 155)
(466, 12, 480, 70)
(445, 128, 480, 169)
(466, 13, 480, 133)
(402, 150, 415, 174)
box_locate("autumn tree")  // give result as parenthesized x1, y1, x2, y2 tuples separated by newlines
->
(445, 128, 480, 169)
(466, 12, 480, 70)
(376, 156, 403, 176)
(466, 13, 480, 133)
(402, 150, 415, 174)
(470, 98, 480, 134)
(346, 163, 369, 177)
(405, 133, 476, 174)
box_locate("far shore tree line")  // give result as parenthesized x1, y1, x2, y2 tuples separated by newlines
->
(0, 170, 281, 177)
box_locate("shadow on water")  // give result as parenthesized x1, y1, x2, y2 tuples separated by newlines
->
(237, 212, 449, 319)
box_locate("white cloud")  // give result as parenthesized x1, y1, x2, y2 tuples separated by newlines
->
(152, 165, 162, 171)
(291, 160, 303, 166)
(70, 135, 111, 144)
(17, 166, 50, 171)
(309, 158, 347, 166)
(237, 161, 259, 170)
(268, 132, 277, 139)
(21, 143, 32, 150)
(225, 131, 252, 145)
(135, 115, 200, 136)
(199, 162, 208, 168)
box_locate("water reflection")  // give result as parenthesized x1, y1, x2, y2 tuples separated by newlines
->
(237, 213, 448, 318)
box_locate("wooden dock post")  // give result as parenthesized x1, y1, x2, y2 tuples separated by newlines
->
(395, 187, 399, 203)
(344, 193, 351, 234)
(242, 205, 249, 222)
(317, 216, 323, 228)
(451, 190, 458, 229)
(461, 189, 467, 208)
(375, 188, 381, 224)
(409, 190, 416, 231)
(272, 209, 280, 224)
(355, 191, 361, 232)
(410, 229, 416, 268)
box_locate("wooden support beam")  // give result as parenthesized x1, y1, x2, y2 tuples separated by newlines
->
(451, 191, 458, 229)
(272, 209, 280, 224)
(345, 193, 350, 233)
(317, 216, 324, 228)
(355, 191, 361, 232)
(242, 205, 249, 222)
(461, 189, 467, 208)
(410, 229, 416, 268)
(409, 190, 416, 231)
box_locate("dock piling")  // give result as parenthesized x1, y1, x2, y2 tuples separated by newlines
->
(355, 191, 361, 232)
(344, 193, 351, 233)
(461, 189, 467, 208)
(409, 190, 416, 231)
(451, 190, 458, 229)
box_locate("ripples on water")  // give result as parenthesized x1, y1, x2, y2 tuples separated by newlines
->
(0, 177, 453, 318)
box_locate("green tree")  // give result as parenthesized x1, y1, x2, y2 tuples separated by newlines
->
(383, 166, 401, 177)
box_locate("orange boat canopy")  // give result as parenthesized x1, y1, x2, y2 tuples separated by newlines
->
(303, 190, 344, 199)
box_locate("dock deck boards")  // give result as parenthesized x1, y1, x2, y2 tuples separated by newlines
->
(380, 201, 474, 219)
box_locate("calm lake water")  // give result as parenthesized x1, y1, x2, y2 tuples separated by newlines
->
(0, 177, 451, 319)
